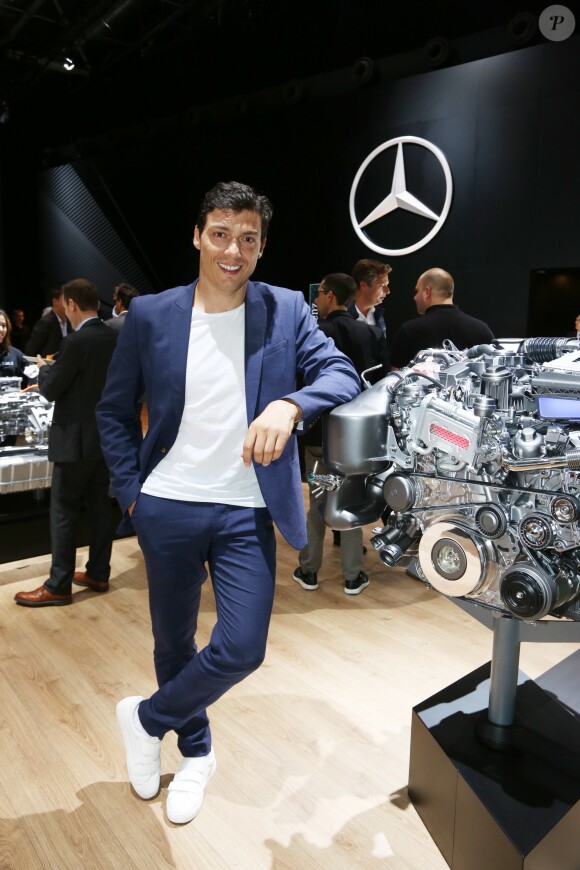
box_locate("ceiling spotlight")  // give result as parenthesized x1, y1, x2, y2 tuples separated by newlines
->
(63, 56, 75, 71)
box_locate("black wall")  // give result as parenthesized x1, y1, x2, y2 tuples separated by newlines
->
(0, 132, 41, 316)
(3, 35, 580, 338)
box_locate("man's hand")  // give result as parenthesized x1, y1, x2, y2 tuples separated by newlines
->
(36, 354, 47, 368)
(242, 399, 302, 467)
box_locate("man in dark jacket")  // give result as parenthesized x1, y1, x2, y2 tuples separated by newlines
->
(294, 272, 384, 596)
(348, 259, 391, 336)
(106, 282, 140, 332)
(25, 287, 71, 357)
(15, 279, 118, 607)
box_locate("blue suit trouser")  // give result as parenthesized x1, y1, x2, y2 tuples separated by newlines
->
(131, 494, 276, 757)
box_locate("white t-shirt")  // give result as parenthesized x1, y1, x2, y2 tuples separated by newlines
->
(142, 303, 266, 507)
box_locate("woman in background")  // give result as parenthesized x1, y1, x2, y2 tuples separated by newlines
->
(0, 309, 27, 380)
(0, 308, 29, 446)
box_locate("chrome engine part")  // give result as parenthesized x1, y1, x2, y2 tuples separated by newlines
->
(322, 337, 580, 622)
(0, 378, 53, 493)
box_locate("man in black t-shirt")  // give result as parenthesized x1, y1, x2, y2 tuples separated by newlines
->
(390, 267, 494, 370)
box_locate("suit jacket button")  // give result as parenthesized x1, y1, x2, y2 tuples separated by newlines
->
(160, 447, 167, 454)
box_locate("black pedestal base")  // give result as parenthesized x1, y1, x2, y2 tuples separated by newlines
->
(408, 661, 580, 869)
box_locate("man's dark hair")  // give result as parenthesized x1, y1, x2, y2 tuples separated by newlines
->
(62, 278, 99, 312)
(50, 286, 63, 303)
(322, 273, 357, 307)
(351, 259, 392, 287)
(196, 180, 273, 240)
(114, 283, 139, 311)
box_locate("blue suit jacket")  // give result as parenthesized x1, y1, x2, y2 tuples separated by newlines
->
(96, 280, 360, 549)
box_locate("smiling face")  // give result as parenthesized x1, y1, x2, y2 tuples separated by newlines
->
(193, 208, 266, 305)
(0, 314, 7, 346)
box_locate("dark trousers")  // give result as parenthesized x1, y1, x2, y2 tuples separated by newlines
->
(45, 457, 113, 594)
(133, 495, 276, 758)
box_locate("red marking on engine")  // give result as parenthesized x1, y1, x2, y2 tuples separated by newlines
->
(430, 423, 470, 450)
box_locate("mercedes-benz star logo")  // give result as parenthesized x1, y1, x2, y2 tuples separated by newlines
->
(349, 135, 453, 256)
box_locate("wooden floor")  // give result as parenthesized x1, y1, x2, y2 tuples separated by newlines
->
(1, 501, 578, 870)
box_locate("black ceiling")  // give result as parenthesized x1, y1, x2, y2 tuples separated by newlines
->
(0, 0, 562, 153)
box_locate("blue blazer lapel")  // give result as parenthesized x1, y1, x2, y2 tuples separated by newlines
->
(245, 282, 267, 424)
(169, 282, 195, 423)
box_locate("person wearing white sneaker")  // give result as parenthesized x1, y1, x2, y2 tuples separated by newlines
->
(98, 182, 359, 823)
(167, 750, 217, 824)
(116, 696, 162, 799)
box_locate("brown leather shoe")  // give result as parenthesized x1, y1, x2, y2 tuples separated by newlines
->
(14, 585, 72, 607)
(73, 571, 109, 592)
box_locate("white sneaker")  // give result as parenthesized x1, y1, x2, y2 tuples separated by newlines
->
(166, 749, 217, 824)
(116, 696, 162, 799)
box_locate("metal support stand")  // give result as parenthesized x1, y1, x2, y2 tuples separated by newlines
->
(477, 616, 522, 749)
(451, 598, 580, 750)
(408, 599, 580, 868)
(488, 616, 521, 725)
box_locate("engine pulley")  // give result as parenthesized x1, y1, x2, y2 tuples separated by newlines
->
(518, 514, 553, 550)
(475, 506, 508, 539)
(500, 563, 580, 620)
(418, 521, 492, 597)
(550, 495, 580, 525)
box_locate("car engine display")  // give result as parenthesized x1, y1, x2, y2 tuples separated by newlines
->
(0, 376, 53, 493)
(320, 337, 580, 623)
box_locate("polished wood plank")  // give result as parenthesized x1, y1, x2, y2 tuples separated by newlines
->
(0, 510, 578, 869)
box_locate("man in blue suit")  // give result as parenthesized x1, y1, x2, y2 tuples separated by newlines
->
(97, 180, 360, 825)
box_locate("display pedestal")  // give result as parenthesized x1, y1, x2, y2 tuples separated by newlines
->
(408, 659, 580, 869)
